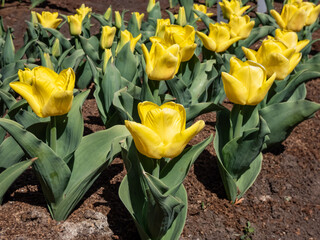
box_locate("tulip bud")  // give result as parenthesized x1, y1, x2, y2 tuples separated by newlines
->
(68, 14, 83, 36)
(147, 0, 156, 12)
(104, 6, 112, 22)
(52, 38, 61, 57)
(31, 11, 39, 26)
(155, 18, 170, 38)
(176, 6, 187, 26)
(132, 12, 144, 30)
(100, 25, 116, 49)
(115, 11, 122, 29)
(43, 53, 54, 70)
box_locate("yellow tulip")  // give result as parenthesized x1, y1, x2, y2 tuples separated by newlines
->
(175, 6, 187, 26)
(115, 11, 122, 29)
(125, 101, 205, 159)
(242, 39, 302, 80)
(155, 18, 171, 38)
(100, 25, 116, 49)
(222, 57, 276, 105)
(67, 14, 83, 36)
(115, 30, 142, 54)
(150, 25, 197, 62)
(196, 22, 241, 53)
(76, 4, 92, 20)
(228, 15, 254, 39)
(299, 2, 320, 26)
(52, 38, 61, 57)
(36, 11, 62, 29)
(132, 12, 145, 29)
(270, 29, 309, 52)
(141, 42, 181, 81)
(147, 0, 156, 12)
(31, 11, 38, 26)
(219, 0, 250, 19)
(193, 3, 214, 21)
(270, 4, 307, 31)
(10, 67, 75, 118)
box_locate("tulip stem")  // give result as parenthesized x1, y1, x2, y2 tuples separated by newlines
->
(75, 36, 81, 50)
(233, 105, 244, 139)
(50, 116, 57, 152)
(149, 80, 161, 105)
(152, 159, 160, 178)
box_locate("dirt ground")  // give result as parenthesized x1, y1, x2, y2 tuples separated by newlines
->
(0, 0, 320, 239)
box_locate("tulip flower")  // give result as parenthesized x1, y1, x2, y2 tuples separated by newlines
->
(299, 2, 320, 26)
(125, 101, 205, 159)
(76, 4, 92, 20)
(154, 18, 171, 38)
(36, 11, 62, 29)
(228, 14, 254, 39)
(132, 12, 144, 29)
(242, 39, 302, 80)
(219, 0, 250, 19)
(270, 4, 307, 31)
(150, 24, 197, 62)
(67, 14, 83, 36)
(52, 38, 61, 57)
(270, 29, 309, 53)
(10, 67, 75, 118)
(31, 11, 38, 26)
(196, 22, 241, 53)
(193, 3, 214, 21)
(141, 42, 181, 81)
(100, 25, 116, 49)
(222, 57, 276, 105)
(115, 30, 142, 54)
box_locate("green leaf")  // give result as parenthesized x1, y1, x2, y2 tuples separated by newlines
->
(0, 137, 25, 168)
(268, 70, 320, 105)
(193, 9, 215, 28)
(0, 159, 35, 204)
(0, 118, 71, 204)
(221, 117, 269, 180)
(166, 77, 192, 107)
(0, 88, 16, 109)
(260, 100, 320, 147)
(185, 102, 224, 123)
(50, 125, 129, 220)
(55, 91, 89, 161)
(160, 135, 213, 190)
(3, 29, 15, 65)
(115, 42, 138, 82)
(45, 28, 72, 50)
(79, 36, 100, 62)
(61, 49, 85, 69)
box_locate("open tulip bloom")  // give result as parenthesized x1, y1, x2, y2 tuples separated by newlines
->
(120, 101, 212, 240)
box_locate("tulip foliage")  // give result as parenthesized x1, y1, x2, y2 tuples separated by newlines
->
(0, 0, 319, 238)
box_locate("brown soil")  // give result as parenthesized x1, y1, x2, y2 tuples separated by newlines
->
(1, 0, 320, 239)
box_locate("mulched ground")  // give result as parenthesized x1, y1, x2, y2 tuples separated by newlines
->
(0, 0, 319, 239)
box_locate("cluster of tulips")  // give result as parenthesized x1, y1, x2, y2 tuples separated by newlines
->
(0, 0, 319, 239)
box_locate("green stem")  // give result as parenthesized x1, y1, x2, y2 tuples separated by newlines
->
(149, 80, 161, 105)
(233, 105, 244, 139)
(152, 158, 161, 178)
(75, 36, 81, 50)
(50, 116, 57, 152)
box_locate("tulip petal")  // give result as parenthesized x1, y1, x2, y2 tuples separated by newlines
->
(242, 47, 257, 61)
(125, 120, 163, 159)
(286, 7, 307, 31)
(265, 52, 290, 79)
(180, 43, 197, 62)
(288, 52, 302, 75)
(55, 68, 75, 91)
(144, 107, 182, 143)
(271, 9, 286, 29)
(9, 82, 42, 117)
(163, 120, 205, 158)
(160, 102, 186, 132)
(222, 72, 248, 105)
(249, 73, 276, 105)
(138, 101, 159, 124)
(296, 39, 309, 52)
(196, 31, 216, 52)
(41, 90, 73, 117)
